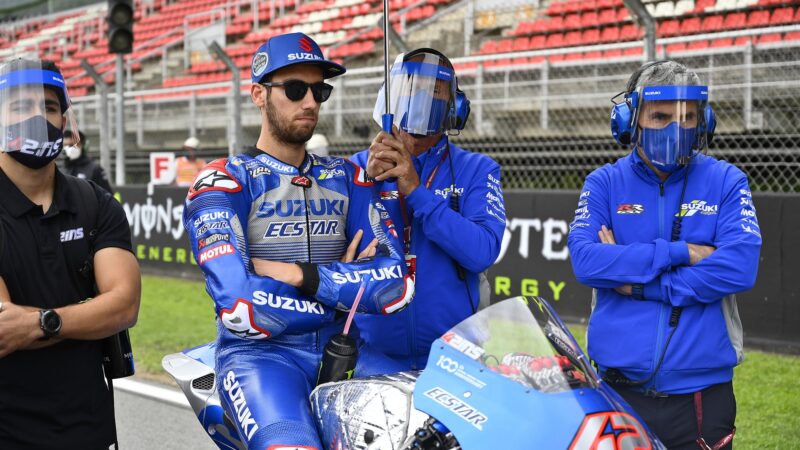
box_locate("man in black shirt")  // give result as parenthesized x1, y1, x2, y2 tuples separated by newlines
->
(0, 58, 141, 449)
(62, 130, 113, 193)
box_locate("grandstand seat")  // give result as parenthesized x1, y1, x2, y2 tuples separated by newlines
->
(584, 50, 603, 59)
(600, 26, 620, 42)
(620, 23, 642, 40)
(747, 10, 770, 28)
(545, 33, 565, 48)
(564, 52, 583, 61)
(701, 14, 725, 32)
(616, 8, 630, 21)
(603, 48, 623, 58)
(513, 37, 530, 51)
(786, 31, 800, 41)
(734, 35, 753, 46)
(723, 12, 747, 30)
(666, 42, 687, 53)
(757, 33, 782, 44)
(711, 37, 734, 47)
(769, 7, 795, 25)
(582, 28, 600, 44)
(674, 0, 694, 15)
(658, 19, 680, 37)
(530, 35, 547, 49)
(623, 46, 643, 56)
(564, 13, 581, 29)
(581, 11, 599, 27)
(565, 31, 582, 46)
(680, 17, 701, 34)
(693, 0, 714, 10)
(597, 0, 623, 8)
(653, 1, 674, 17)
(597, 8, 617, 25)
(687, 40, 710, 50)
(546, 16, 565, 32)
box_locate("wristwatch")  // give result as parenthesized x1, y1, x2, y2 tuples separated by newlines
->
(39, 309, 62, 340)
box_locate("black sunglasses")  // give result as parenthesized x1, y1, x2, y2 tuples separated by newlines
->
(259, 80, 333, 103)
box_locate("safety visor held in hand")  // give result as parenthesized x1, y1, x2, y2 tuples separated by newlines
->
(372, 53, 456, 136)
(632, 85, 710, 169)
(0, 59, 79, 157)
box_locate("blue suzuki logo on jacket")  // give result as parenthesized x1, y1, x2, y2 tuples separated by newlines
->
(256, 199, 345, 218)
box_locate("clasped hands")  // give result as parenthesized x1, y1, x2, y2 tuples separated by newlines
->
(366, 130, 420, 196)
(598, 225, 715, 296)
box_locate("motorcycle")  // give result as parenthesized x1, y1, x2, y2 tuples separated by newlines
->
(163, 296, 665, 449)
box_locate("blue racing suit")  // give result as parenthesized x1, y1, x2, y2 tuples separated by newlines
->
(351, 137, 506, 369)
(567, 150, 761, 395)
(183, 147, 415, 449)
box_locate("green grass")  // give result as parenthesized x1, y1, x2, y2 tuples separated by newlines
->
(129, 275, 216, 378)
(132, 275, 800, 448)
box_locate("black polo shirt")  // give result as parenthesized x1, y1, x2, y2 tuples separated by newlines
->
(0, 167, 132, 449)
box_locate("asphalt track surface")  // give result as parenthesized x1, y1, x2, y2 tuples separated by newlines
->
(114, 378, 218, 449)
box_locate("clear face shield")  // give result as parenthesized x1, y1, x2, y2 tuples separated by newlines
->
(632, 85, 709, 173)
(373, 53, 456, 136)
(0, 58, 79, 169)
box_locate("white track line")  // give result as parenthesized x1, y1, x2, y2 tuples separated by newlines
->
(114, 378, 190, 408)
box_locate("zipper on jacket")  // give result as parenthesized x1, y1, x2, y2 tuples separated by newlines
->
(652, 181, 667, 390)
(302, 187, 312, 262)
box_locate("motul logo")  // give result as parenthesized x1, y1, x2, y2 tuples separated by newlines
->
(198, 243, 234, 264)
(298, 37, 313, 52)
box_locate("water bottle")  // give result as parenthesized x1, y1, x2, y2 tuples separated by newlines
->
(316, 333, 358, 386)
(102, 329, 135, 379)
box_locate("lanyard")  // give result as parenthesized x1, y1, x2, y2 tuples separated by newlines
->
(398, 145, 450, 254)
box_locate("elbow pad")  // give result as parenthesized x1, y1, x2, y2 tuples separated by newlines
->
(315, 256, 415, 315)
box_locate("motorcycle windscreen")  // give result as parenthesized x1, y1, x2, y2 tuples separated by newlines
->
(414, 296, 665, 450)
(0, 60, 78, 156)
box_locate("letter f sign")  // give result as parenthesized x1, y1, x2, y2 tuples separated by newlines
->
(150, 152, 176, 185)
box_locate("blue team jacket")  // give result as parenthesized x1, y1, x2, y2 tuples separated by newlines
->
(352, 138, 506, 369)
(568, 150, 762, 394)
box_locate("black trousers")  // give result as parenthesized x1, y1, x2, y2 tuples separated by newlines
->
(614, 381, 736, 450)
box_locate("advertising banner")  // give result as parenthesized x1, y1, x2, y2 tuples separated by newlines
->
(119, 186, 798, 351)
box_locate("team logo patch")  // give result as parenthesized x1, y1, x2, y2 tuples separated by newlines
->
(198, 243, 235, 264)
(380, 191, 399, 200)
(677, 200, 719, 217)
(198, 233, 230, 249)
(318, 168, 345, 180)
(188, 159, 241, 199)
(569, 412, 651, 450)
(291, 175, 312, 188)
(617, 204, 644, 214)
(249, 166, 271, 178)
(252, 52, 269, 77)
(298, 36, 314, 52)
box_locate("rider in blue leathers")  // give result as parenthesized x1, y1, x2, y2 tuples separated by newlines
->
(183, 33, 414, 450)
(352, 49, 506, 369)
(568, 61, 761, 449)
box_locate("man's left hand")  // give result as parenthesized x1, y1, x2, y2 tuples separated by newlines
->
(598, 225, 632, 296)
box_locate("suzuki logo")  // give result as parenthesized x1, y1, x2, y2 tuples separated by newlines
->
(299, 37, 313, 52)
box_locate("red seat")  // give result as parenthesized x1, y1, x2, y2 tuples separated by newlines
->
(545, 33, 565, 48)
(679, 17, 701, 35)
(757, 33, 782, 44)
(769, 7, 794, 25)
(603, 48, 623, 58)
(600, 26, 620, 42)
(723, 12, 746, 30)
(512, 37, 530, 51)
(687, 40, 709, 50)
(666, 42, 687, 53)
(734, 36, 752, 46)
(786, 31, 800, 41)
(497, 39, 514, 53)
(658, 19, 680, 37)
(711, 37, 733, 48)
(694, 0, 715, 11)
(582, 28, 600, 44)
(546, 16, 565, 32)
(564, 13, 581, 29)
(617, 8, 630, 21)
(701, 15, 724, 32)
(620, 23, 641, 40)
(564, 52, 583, 61)
(581, 11, 599, 27)
(530, 35, 547, 49)
(623, 46, 642, 56)
(565, 30, 582, 45)
(747, 10, 770, 28)
(584, 50, 603, 59)
(598, 8, 617, 25)
(549, 53, 565, 62)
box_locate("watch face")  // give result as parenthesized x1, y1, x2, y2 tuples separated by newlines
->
(42, 310, 61, 332)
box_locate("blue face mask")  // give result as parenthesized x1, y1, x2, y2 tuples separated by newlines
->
(398, 91, 449, 136)
(639, 121, 697, 173)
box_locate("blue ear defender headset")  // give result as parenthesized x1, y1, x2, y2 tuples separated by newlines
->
(610, 61, 716, 148)
(402, 48, 470, 133)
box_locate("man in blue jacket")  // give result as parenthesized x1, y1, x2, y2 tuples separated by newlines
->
(352, 48, 506, 369)
(568, 60, 761, 449)
(184, 33, 414, 449)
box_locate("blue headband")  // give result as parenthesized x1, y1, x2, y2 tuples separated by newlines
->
(0, 69, 69, 113)
(392, 61, 454, 82)
(641, 85, 708, 101)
